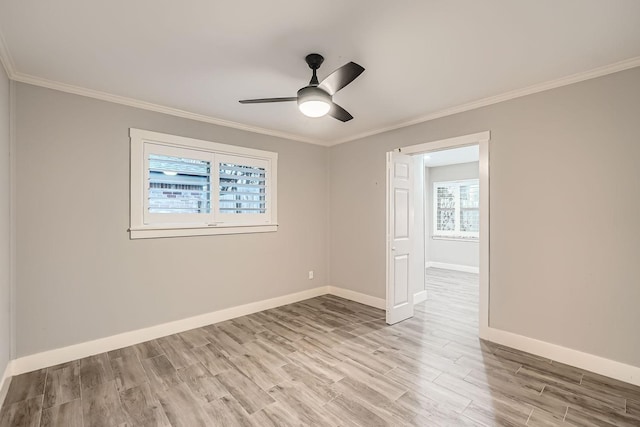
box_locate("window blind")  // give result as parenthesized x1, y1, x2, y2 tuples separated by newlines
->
(219, 162, 266, 214)
(148, 154, 211, 214)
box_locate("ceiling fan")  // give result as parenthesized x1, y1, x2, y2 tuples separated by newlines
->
(239, 53, 365, 122)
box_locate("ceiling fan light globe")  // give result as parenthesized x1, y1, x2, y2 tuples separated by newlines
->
(299, 100, 331, 117)
(297, 86, 331, 118)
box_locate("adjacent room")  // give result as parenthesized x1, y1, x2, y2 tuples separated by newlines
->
(1, 1, 640, 426)
(421, 145, 483, 372)
(420, 145, 481, 336)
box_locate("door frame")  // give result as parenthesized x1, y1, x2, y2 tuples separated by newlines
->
(398, 131, 490, 338)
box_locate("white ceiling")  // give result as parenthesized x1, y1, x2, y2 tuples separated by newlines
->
(423, 145, 479, 168)
(1, 1, 639, 146)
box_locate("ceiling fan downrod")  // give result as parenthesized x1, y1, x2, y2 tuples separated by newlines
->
(305, 53, 324, 86)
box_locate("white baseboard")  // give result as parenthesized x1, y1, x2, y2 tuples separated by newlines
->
(426, 261, 479, 274)
(12, 286, 329, 375)
(0, 361, 12, 409)
(10, 284, 639, 389)
(414, 290, 427, 304)
(485, 327, 640, 387)
(327, 286, 386, 310)
(10, 285, 385, 376)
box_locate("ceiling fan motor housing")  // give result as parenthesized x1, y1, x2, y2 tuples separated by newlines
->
(297, 86, 330, 103)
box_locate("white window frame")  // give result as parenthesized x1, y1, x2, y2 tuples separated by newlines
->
(130, 128, 278, 239)
(433, 179, 479, 239)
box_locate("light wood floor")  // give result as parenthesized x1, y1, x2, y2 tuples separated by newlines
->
(2, 268, 640, 426)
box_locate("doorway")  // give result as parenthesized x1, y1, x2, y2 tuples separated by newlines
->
(386, 132, 490, 339)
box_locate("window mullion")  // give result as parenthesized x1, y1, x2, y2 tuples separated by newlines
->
(454, 183, 461, 234)
(209, 153, 221, 224)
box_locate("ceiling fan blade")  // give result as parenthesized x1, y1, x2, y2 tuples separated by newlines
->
(318, 62, 365, 95)
(328, 103, 353, 122)
(239, 97, 297, 104)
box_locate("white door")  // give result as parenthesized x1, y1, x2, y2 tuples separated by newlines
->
(386, 151, 414, 324)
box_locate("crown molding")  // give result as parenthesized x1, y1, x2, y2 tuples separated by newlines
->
(329, 56, 640, 146)
(10, 71, 329, 146)
(0, 28, 323, 147)
(1, 22, 639, 148)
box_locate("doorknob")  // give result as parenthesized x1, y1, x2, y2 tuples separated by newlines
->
(392, 247, 396, 251)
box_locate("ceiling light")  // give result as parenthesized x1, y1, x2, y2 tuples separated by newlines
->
(299, 100, 331, 118)
(297, 86, 331, 118)
(163, 171, 178, 176)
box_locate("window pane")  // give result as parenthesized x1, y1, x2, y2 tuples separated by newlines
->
(148, 154, 211, 214)
(460, 182, 479, 232)
(460, 209, 479, 232)
(460, 183, 479, 209)
(436, 186, 456, 231)
(219, 163, 266, 214)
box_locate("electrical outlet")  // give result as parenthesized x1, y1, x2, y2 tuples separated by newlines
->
(308, 270, 314, 280)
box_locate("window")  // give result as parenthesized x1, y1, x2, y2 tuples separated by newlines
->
(130, 129, 277, 238)
(433, 179, 479, 239)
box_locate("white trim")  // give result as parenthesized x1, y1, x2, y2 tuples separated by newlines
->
(130, 225, 278, 239)
(431, 236, 479, 243)
(402, 131, 490, 155)
(485, 327, 640, 388)
(11, 72, 327, 146)
(328, 286, 386, 310)
(332, 56, 640, 145)
(414, 290, 427, 304)
(11, 286, 329, 375)
(478, 136, 490, 337)
(426, 262, 479, 274)
(0, 361, 12, 409)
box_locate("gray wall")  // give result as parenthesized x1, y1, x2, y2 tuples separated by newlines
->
(10, 66, 640, 369)
(427, 162, 479, 268)
(329, 67, 640, 367)
(0, 66, 10, 377)
(14, 83, 329, 357)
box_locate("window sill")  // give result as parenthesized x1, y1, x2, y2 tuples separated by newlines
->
(432, 236, 479, 242)
(129, 224, 278, 239)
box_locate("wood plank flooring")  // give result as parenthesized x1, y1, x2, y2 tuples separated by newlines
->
(2, 268, 640, 426)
